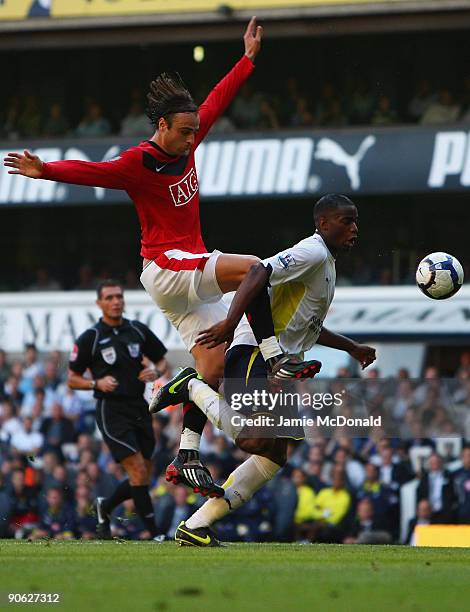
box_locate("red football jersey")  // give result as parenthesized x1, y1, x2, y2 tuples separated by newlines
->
(41, 55, 254, 259)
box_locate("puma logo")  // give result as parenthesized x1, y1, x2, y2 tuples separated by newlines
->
(314, 136, 376, 190)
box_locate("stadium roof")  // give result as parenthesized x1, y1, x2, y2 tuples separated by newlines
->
(1, 0, 470, 50)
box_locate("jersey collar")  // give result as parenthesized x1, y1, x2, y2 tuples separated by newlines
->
(314, 231, 336, 261)
(98, 317, 130, 333)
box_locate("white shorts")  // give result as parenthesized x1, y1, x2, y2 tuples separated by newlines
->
(140, 249, 256, 351)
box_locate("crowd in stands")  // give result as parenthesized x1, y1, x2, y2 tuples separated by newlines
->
(2, 76, 470, 141)
(1, 345, 469, 544)
(13, 256, 469, 294)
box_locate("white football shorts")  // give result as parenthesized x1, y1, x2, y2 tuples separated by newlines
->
(140, 249, 256, 351)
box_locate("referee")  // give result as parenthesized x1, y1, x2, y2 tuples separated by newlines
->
(68, 279, 167, 539)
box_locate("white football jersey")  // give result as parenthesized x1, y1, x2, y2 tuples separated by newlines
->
(263, 232, 336, 356)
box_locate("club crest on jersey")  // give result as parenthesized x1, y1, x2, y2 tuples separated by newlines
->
(70, 344, 78, 362)
(278, 253, 296, 269)
(101, 347, 116, 365)
(128, 343, 140, 358)
(169, 167, 199, 207)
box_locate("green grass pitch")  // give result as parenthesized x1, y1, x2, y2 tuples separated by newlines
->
(2, 541, 470, 612)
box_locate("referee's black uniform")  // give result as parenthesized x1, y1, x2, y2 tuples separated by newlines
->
(69, 317, 166, 462)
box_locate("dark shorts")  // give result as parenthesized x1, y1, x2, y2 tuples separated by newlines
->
(224, 345, 304, 440)
(95, 397, 155, 462)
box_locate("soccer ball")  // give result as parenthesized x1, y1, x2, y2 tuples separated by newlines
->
(416, 252, 464, 299)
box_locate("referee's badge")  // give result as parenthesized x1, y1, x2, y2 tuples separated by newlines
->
(127, 343, 140, 358)
(101, 346, 117, 364)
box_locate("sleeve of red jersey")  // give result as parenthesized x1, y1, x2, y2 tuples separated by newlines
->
(195, 55, 255, 146)
(40, 148, 141, 190)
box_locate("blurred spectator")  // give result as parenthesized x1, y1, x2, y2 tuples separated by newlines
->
(166, 485, 194, 540)
(321, 98, 348, 128)
(407, 499, 433, 545)
(279, 76, 301, 124)
(31, 487, 76, 540)
(333, 446, 365, 490)
(20, 344, 44, 395)
(3, 95, 21, 140)
(17, 95, 42, 138)
(209, 116, 236, 134)
(420, 89, 460, 125)
(43, 103, 69, 138)
(454, 446, 470, 524)
(289, 97, 315, 128)
(120, 101, 151, 137)
(407, 79, 436, 122)
(0, 349, 10, 387)
(343, 497, 392, 544)
(314, 82, 337, 124)
(371, 95, 398, 126)
(3, 375, 24, 411)
(0, 401, 22, 443)
(7, 468, 39, 538)
(357, 462, 391, 520)
(74, 264, 97, 290)
(10, 416, 44, 457)
(113, 498, 146, 540)
(231, 84, 262, 129)
(308, 467, 351, 543)
(40, 403, 76, 457)
(26, 268, 61, 292)
(348, 79, 375, 125)
(75, 485, 97, 539)
(291, 468, 316, 541)
(258, 98, 279, 129)
(417, 453, 455, 523)
(76, 102, 111, 138)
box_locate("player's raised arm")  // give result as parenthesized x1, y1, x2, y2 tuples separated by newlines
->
(243, 15, 263, 62)
(195, 16, 262, 144)
(3, 147, 140, 191)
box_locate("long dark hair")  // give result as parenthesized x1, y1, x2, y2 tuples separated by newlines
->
(146, 73, 197, 128)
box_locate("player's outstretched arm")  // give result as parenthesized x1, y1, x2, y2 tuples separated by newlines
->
(317, 327, 376, 369)
(3, 150, 43, 178)
(4, 148, 139, 190)
(197, 262, 269, 348)
(195, 17, 262, 145)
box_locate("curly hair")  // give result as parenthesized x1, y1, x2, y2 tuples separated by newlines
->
(146, 72, 198, 128)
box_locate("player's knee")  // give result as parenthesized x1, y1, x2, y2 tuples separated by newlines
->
(238, 256, 262, 283)
(236, 437, 274, 457)
(196, 360, 224, 387)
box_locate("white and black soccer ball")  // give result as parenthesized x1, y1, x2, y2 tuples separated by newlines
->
(416, 252, 464, 299)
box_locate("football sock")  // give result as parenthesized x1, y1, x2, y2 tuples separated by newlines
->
(188, 378, 243, 441)
(101, 479, 132, 515)
(245, 284, 283, 361)
(185, 455, 281, 529)
(131, 485, 158, 537)
(179, 402, 206, 452)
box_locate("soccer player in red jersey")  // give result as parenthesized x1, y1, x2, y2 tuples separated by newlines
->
(4, 18, 320, 497)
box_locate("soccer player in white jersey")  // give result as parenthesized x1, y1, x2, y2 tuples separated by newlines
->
(151, 194, 377, 546)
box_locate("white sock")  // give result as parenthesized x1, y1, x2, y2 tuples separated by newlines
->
(185, 455, 281, 530)
(259, 336, 283, 361)
(179, 428, 201, 452)
(188, 379, 243, 441)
